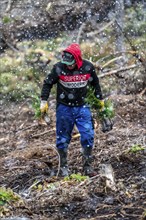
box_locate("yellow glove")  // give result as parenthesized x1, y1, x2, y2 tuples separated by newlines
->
(40, 100, 50, 125)
(99, 100, 105, 111)
(40, 100, 49, 114)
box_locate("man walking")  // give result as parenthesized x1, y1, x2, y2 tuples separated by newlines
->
(40, 43, 104, 176)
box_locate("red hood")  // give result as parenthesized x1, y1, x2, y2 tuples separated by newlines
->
(63, 43, 83, 69)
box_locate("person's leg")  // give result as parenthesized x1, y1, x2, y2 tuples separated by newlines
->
(56, 104, 74, 176)
(75, 105, 94, 148)
(75, 105, 94, 175)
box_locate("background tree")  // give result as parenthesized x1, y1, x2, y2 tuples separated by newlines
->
(115, 0, 125, 65)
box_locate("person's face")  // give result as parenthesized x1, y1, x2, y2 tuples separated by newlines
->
(66, 63, 76, 70)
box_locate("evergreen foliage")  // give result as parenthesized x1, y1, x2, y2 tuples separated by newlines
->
(85, 87, 115, 119)
(31, 95, 41, 119)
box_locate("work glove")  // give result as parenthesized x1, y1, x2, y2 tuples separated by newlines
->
(40, 100, 50, 125)
(40, 100, 48, 114)
(99, 100, 105, 111)
(101, 118, 113, 133)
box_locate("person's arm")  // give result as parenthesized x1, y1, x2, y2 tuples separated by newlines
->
(41, 65, 59, 101)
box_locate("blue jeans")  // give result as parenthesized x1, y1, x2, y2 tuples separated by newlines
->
(56, 103, 94, 149)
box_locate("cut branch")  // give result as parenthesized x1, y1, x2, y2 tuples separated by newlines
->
(87, 20, 114, 37)
(5, 0, 12, 12)
(98, 64, 139, 78)
(96, 50, 144, 65)
(30, 128, 55, 138)
(102, 56, 123, 68)
(2, 33, 19, 52)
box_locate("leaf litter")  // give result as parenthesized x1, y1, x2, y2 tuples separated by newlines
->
(0, 94, 146, 219)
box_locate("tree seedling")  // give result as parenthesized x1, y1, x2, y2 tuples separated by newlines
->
(0, 187, 20, 206)
(85, 87, 115, 120)
(64, 173, 89, 182)
(129, 144, 145, 153)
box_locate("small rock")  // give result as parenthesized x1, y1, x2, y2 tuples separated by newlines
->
(104, 196, 114, 205)
(140, 167, 146, 177)
(106, 136, 117, 144)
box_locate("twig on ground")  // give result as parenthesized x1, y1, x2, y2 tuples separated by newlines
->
(93, 214, 116, 219)
(41, 143, 60, 177)
(116, 113, 126, 124)
(5, 0, 12, 12)
(14, 98, 32, 116)
(26, 179, 43, 196)
(16, 123, 38, 133)
(30, 128, 55, 138)
(139, 88, 146, 96)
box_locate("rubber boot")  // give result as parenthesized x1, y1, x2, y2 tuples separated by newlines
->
(57, 148, 69, 177)
(82, 147, 94, 176)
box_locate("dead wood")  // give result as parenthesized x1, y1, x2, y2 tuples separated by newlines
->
(87, 20, 114, 37)
(15, 124, 38, 133)
(76, 23, 85, 44)
(5, 0, 13, 12)
(101, 56, 123, 68)
(99, 163, 117, 191)
(98, 64, 139, 78)
(2, 33, 19, 52)
(30, 128, 55, 138)
(139, 88, 146, 96)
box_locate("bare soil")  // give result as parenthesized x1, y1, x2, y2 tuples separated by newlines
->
(0, 94, 146, 220)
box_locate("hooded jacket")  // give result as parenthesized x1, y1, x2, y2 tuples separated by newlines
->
(41, 43, 103, 106)
(63, 43, 83, 69)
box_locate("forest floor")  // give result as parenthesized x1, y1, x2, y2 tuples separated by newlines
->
(0, 93, 146, 220)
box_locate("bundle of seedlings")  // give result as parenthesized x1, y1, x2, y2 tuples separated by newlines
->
(85, 87, 115, 132)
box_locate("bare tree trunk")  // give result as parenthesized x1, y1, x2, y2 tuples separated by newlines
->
(115, 0, 125, 55)
(114, 0, 126, 92)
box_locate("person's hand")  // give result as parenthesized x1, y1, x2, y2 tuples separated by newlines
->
(99, 100, 105, 111)
(40, 100, 48, 114)
(101, 118, 113, 133)
(40, 100, 50, 125)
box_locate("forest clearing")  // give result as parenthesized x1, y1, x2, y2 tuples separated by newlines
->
(0, 0, 146, 219)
